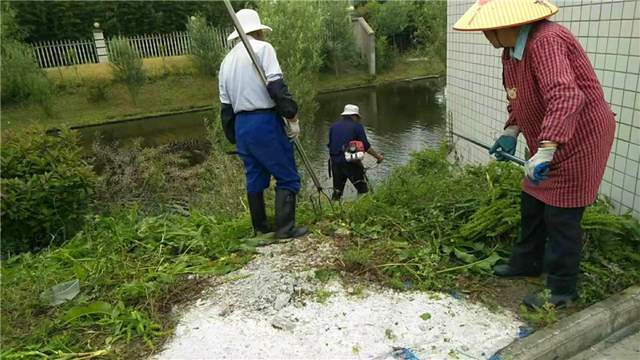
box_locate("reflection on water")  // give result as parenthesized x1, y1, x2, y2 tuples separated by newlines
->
(78, 78, 446, 197)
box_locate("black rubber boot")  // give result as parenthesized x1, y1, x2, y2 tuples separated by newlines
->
(523, 275, 578, 309)
(247, 192, 271, 235)
(275, 189, 308, 239)
(523, 292, 576, 309)
(493, 264, 542, 278)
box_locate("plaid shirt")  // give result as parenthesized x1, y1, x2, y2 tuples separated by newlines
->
(502, 21, 616, 208)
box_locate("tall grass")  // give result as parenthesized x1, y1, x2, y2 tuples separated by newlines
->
(1, 209, 255, 358)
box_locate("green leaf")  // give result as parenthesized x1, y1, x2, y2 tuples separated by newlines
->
(420, 312, 431, 321)
(454, 248, 477, 264)
(471, 253, 502, 272)
(62, 301, 113, 323)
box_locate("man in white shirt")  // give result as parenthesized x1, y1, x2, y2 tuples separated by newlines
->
(218, 9, 308, 239)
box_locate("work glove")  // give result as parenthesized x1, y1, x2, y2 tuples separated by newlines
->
(286, 119, 300, 139)
(525, 145, 556, 185)
(489, 126, 519, 161)
(376, 155, 384, 164)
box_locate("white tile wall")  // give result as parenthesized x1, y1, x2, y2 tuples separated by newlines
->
(447, 0, 640, 218)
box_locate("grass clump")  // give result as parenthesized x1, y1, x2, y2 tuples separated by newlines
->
(332, 146, 640, 306)
(1, 209, 255, 358)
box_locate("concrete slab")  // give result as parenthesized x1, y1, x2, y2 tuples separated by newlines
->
(493, 286, 640, 360)
(578, 331, 640, 360)
(570, 322, 640, 360)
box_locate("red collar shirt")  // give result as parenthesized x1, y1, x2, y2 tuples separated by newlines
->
(502, 21, 616, 208)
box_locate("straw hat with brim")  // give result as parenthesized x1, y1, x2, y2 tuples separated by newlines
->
(227, 9, 272, 41)
(453, 0, 559, 31)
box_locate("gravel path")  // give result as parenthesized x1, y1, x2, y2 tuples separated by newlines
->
(156, 235, 522, 360)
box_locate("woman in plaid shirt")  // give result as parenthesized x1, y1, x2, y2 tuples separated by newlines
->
(455, 0, 616, 308)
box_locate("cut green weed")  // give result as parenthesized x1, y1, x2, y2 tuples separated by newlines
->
(315, 289, 334, 304)
(519, 290, 558, 329)
(384, 328, 397, 341)
(331, 146, 640, 307)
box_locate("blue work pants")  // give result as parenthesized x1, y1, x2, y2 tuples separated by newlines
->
(235, 111, 300, 193)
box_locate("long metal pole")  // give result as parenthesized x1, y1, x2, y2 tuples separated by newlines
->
(452, 132, 526, 166)
(222, 0, 324, 191)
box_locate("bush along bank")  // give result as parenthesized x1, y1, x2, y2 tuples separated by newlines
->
(324, 146, 640, 309)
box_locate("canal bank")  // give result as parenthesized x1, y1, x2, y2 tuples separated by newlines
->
(1, 60, 440, 131)
(75, 77, 446, 198)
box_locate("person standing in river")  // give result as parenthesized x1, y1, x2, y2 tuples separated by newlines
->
(327, 104, 384, 200)
(218, 9, 308, 239)
(454, 0, 615, 308)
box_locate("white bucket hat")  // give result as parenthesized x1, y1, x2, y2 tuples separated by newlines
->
(227, 9, 272, 41)
(341, 104, 360, 117)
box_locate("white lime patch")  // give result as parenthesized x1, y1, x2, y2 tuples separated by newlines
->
(156, 237, 521, 359)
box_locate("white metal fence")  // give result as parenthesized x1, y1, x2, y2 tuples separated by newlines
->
(32, 39, 98, 68)
(31, 28, 231, 68)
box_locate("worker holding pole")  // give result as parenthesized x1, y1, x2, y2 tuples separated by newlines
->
(454, 0, 615, 309)
(218, 8, 308, 239)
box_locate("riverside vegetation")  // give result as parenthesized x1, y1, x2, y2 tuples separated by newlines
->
(1, 0, 446, 131)
(2, 128, 638, 357)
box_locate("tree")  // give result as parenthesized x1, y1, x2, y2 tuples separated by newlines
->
(320, 0, 360, 75)
(414, 1, 447, 70)
(367, 0, 413, 48)
(108, 37, 146, 104)
(258, 1, 325, 116)
(10, 1, 255, 42)
(186, 16, 224, 78)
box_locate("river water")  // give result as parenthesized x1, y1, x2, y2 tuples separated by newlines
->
(79, 78, 446, 195)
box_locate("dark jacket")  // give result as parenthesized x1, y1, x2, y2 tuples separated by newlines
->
(327, 116, 371, 163)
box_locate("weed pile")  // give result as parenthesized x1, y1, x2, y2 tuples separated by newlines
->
(334, 147, 640, 305)
(1, 209, 255, 358)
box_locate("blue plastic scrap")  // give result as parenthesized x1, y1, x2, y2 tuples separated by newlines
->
(517, 325, 532, 338)
(391, 347, 420, 360)
(449, 290, 463, 300)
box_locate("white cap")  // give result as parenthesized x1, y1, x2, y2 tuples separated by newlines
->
(227, 9, 273, 41)
(341, 104, 360, 116)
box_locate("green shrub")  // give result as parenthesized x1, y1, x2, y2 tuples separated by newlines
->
(375, 35, 394, 71)
(0, 3, 54, 113)
(186, 15, 224, 78)
(108, 37, 146, 104)
(1, 128, 96, 254)
(1, 40, 54, 113)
